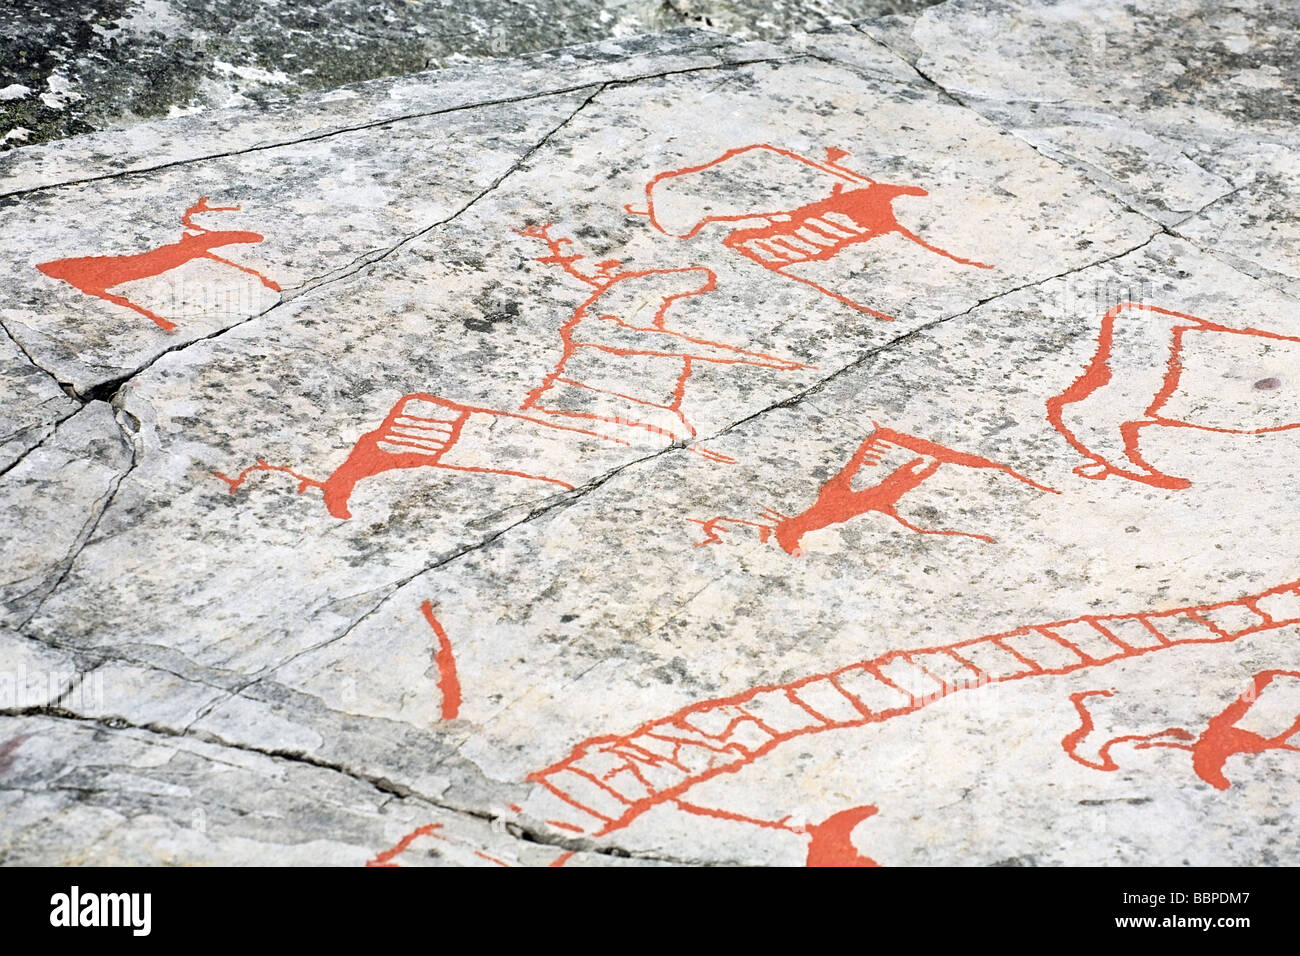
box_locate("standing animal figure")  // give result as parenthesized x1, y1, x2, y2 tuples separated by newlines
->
(629, 144, 993, 320)
(693, 424, 1057, 555)
(36, 197, 280, 332)
(217, 225, 809, 517)
(1047, 301, 1300, 489)
(527, 576, 1300, 843)
(1064, 669, 1300, 790)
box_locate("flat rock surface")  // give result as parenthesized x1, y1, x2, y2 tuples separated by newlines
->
(1, 1, 1297, 866)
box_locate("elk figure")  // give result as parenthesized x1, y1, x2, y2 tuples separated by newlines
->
(693, 424, 1058, 555)
(36, 196, 280, 332)
(629, 144, 994, 320)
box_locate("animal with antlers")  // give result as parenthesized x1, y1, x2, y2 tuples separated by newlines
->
(692, 424, 1058, 555)
(36, 197, 280, 332)
(217, 225, 810, 517)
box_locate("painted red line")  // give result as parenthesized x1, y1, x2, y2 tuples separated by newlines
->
(421, 601, 462, 721)
(366, 823, 443, 867)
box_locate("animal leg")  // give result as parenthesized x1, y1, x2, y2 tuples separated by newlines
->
(202, 253, 281, 292)
(887, 508, 996, 543)
(893, 224, 994, 269)
(92, 289, 177, 332)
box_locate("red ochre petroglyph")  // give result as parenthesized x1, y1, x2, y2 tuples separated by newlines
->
(35, 197, 280, 332)
(216, 394, 614, 519)
(0, 734, 30, 776)
(365, 823, 444, 867)
(528, 577, 1300, 841)
(675, 798, 880, 866)
(628, 144, 993, 320)
(513, 223, 811, 452)
(421, 601, 462, 722)
(692, 424, 1058, 554)
(1048, 301, 1300, 489)
(1064, 670, 1300, 790)
(217, 225, 809, 516)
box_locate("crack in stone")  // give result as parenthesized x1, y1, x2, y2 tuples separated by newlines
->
(6, 223, 1168, 867)
(187, 440, 673, 726)
(281, 81, 611, 298)
(1169, 182, 1247, 228)
(214, 226, 1167, 722)
(55, 83, 608, 407)
(855, 22, 1295, 294)
(855, 24, 1185, 227)
(0, 314, 72, 401)
(0, 413, 76, 480)
(0, 49, 796, 202)
(700, 233, 1166, 447)
(14, 407, 139, 630)
(0, 704, 706, 865)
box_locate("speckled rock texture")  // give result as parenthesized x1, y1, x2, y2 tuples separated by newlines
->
(1, 2, 1297, 866)
(0, 0, 940, 149)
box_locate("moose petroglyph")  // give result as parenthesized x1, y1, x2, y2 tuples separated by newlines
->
(36, 197, 280, 332)
(692, 424, 1058, 554)
(1048, 302, 1300, 489)
(630, 145, 994, 320)
(217, 224, 810, 516)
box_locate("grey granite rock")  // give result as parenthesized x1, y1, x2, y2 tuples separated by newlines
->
(1, 2, 1297, 866)
(0, 713, 666, 865)
(0, 0, 942, 151)
(868, 0, 1300, 290)
(0, 401, 133, 630)
(0, 325, 77, 471)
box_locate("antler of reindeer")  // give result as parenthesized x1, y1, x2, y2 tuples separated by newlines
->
(515, 222, 623, 288)
(214, 459, 327, 498)
(181, 196, 244, 234)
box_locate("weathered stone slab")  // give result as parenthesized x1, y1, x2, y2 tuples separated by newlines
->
(0, 629, 76, 711)
(0, 328, 77, 471)
(4, 88, 611, 394)
(873, 0, 1300, 291)
(1, 1, 1297, 867)
(3, 45, 1153, 398)
(0, 714, 662, 865)
(0, 32, 788, 196)
(501, 236, 1300, 861)
(0, 401, 133, 630)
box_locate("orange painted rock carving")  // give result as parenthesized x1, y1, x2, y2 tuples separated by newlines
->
(36, 197, 279, 332)
(693, 424, 1057, 554)
(529, 577, 1300, 838)
(629, 144, 993, 320)
(1048, 301, 1300, 489)
(1064, 670, 1300, 790)
(218, 226, 809, 515)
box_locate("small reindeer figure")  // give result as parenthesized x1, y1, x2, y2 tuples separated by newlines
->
(36, 197, 280, 332)
(692, 425, 1058, 555)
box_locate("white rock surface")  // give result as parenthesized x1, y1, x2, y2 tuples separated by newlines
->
(1, 1, 1296, 866)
